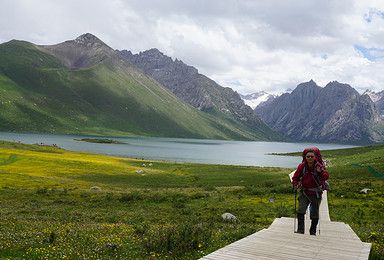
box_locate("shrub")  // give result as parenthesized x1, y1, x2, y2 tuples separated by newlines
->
(190, 192, 210, 200)
(119, 191, 144, 202)
(142, 223, 212, 257)
(275, 203, 290, 218)
(36, 187, 49, 194)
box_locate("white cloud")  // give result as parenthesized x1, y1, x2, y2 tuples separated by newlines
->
(1, 0, 384, 94)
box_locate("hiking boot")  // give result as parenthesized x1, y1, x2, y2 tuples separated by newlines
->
(310, 218, 319, 235)
(296, 213, 304, 234)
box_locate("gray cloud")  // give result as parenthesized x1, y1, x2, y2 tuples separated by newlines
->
(1, 0, 384, 94)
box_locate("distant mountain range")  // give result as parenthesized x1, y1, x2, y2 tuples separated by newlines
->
(254, 80, 384, 144)
(2, 33, 383, 144)
(117, 48, 284, 141)
(116, 47, 384, 144)
(0, 33, 285, 141)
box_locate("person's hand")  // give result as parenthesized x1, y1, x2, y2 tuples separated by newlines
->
(294, 184, 300, 190)
(316, 166, 322, 173)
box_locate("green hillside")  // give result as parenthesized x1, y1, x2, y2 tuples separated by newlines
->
(0, 39, 275, 140)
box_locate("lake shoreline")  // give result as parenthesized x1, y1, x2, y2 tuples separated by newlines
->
(0, 131, 356, 168)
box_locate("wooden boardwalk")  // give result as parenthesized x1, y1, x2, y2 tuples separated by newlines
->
(200, 190, 372, 260)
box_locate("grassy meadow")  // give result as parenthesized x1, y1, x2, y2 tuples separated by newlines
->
(0, 140, 383, 259)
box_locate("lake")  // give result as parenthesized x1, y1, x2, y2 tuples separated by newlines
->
(0, 132, 356, 168)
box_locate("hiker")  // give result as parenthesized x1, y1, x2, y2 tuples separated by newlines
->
(292, 148, 329, 235)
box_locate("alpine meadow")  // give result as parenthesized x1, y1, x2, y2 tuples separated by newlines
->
(0, 141, 383, 259)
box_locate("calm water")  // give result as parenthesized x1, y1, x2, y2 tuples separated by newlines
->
(0, 132, 356, 168)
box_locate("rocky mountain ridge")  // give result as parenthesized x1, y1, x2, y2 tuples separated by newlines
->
(255, 80, 384, 144)
(39, 33, 126, 69)
(364, 90, 384, 119)
(118, 48, 283, 141)
(118, 46, 384, 144)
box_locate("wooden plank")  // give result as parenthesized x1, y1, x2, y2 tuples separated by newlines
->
(201, 231, 371, 260)
(268, 217, 361, 241)
(199, 190, 371, 260)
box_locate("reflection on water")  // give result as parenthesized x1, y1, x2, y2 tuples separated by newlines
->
(0, 132, 356, 168)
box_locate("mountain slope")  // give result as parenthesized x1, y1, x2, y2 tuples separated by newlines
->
(255, 80, 384, 144)
(364, 90, 384, 120)
(119, 48, 286, 141)
(0, 34, 279, 140)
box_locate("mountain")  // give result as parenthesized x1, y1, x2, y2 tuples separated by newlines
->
(118, 48, 285, 141)
(255, 80, 384, 144)
(240, 92, 276, 109)
(240, 89, 292, 109)
(364, 90, 384, 120)
(0, 33, 282, 141)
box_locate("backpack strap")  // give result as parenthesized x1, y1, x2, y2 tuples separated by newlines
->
(303, 164, 322, 184)
(301, 165, 323, 198)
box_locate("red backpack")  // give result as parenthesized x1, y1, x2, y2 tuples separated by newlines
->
(302, 147, 330, 191)
(302, 147, 324, 166)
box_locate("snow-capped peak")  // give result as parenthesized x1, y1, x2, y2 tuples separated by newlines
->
(240, 91, 276, 109)
(363, 89, 384, 102)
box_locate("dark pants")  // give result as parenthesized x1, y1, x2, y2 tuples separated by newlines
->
(297, 192, 321, 219)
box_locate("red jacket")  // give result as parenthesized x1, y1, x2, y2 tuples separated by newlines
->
(292, 162, 329, 196)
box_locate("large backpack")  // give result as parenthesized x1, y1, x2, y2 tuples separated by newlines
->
(301, 147, 330, 192)
(302, 147, 324, 166)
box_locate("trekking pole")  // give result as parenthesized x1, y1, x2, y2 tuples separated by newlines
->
(318, 191, 324, 235)
(328, 189, 334, 219)
(294, 188, 297, 233)
(318, 209, 321, 235)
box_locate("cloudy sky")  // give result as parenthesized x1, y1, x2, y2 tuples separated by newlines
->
(1, 0, 384, 94)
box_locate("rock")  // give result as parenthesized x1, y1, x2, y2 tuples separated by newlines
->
(222, 213, 237, 222)
(360, 188, 372, 194)
(90, 186, 101, 190)
(41, 33, 118, 69)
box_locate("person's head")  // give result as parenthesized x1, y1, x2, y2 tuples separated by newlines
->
(304, 150, 316, 164)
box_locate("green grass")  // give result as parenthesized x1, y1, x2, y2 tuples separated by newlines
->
(0, 140, 383, 259)
(322, 145, 384, 259)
